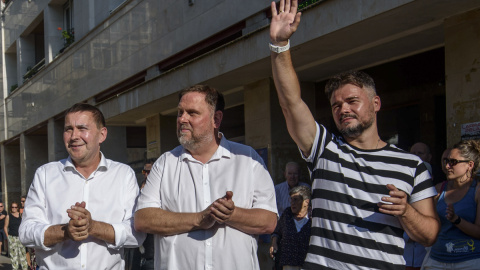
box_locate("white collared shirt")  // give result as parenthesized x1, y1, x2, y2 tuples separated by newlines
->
(19, 153, 145, 270)
(136, 136, 277, 270)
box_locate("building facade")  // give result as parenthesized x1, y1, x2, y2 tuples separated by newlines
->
(1, 0, 479, 230)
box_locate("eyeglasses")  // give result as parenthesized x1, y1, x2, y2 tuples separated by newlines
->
(21, 200, 25, 203)
(11, 206, 17, 208)
(443, 158, 470, 167)
(142, 169, 150, 175)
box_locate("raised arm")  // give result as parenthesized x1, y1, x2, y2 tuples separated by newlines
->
(270, 0, 316, 154)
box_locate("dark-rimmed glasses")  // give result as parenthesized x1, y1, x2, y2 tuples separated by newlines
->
(443, 158, 470, 167)
(142, 169, 150, 175)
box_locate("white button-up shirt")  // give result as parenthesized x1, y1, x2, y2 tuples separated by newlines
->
(19, 153, 145, 270)
(136, 136, 277, 270)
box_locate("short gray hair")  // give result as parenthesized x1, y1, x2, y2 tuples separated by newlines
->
(289, 185, 311, 201)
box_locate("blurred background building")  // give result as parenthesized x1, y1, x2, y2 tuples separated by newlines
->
(0, 0, 479, 224)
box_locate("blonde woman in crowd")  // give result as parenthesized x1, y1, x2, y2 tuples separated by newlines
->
(422, 140, 480, 269)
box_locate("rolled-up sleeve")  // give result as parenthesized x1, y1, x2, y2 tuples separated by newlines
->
(107, 168, 145, 249)
(251, 151, 278, 215)
(135, 156, 164, 212)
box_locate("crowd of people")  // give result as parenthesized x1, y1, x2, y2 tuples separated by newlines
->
(0, 1, 477, 270)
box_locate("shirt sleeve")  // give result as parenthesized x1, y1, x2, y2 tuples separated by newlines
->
(251, 150, 278, 215)
(301, 123, 328, 174)
(19, 166, 56, 251)
(107, 166, 146, 249)
(135, 154, 165, 211)
(410, 161, 437, 204)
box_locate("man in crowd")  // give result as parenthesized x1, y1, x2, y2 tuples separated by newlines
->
(269, 1, 439, 269)
(410, 142, 434, 175)
(19, 196, 26, 216)
(19, 103, 145, 269)
(274, 161, 309, 216)
(135, 85, 277, 269)
(139, 159, 155, 270)
(404, 142, 436, 270)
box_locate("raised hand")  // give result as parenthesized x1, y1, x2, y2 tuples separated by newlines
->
(270, 0, 302, 45)
(210, 191, 235, 224)
(445, 203, 457, 222)
(66, 202, 93, 241)
(378, 184, 409, 217)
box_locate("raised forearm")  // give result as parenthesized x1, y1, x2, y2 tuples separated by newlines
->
(226, 208, 277, 235)
(135, 208, 210, 236)
(399, 204, 440, 246)
(44, 224, 68, 247)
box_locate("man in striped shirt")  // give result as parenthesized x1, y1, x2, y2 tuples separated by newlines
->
(269, 0, 440, 269)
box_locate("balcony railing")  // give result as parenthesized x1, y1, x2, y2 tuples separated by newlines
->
(23, 58, 45, 82)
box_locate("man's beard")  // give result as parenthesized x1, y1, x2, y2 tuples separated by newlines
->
(177, 125, 214, 151)
(338, 113, 375, 138)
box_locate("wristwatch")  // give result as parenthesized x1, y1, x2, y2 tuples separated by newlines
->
(269, 40, 290, 53)
(452, 216, 461, 225)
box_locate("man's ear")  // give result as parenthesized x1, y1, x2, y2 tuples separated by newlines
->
(213, 111, 223, 129)
(373, 96, 381, 113)
(99, 127, 107, 144)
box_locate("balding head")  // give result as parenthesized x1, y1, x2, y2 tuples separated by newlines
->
(284, 162, 300, 189)
(410, 142, 432, 163)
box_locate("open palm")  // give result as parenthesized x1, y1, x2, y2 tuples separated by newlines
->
(270, 0, 302, 44)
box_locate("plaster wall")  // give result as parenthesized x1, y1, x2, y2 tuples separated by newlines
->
(444, 9, 480, 146)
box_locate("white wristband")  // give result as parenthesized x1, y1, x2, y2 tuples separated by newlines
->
(269, 40, 290, 53)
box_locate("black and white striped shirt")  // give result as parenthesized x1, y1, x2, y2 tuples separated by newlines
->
(302, 123, 436, 270)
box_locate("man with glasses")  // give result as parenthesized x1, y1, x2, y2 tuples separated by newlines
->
(0, 203, 6, 255)
(19, 103, 145, 269)
(19, 196, 26, 216)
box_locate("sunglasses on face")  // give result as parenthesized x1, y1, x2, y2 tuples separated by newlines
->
(142, 170, 150, 174)
(443, 158, 470, 167)
(11, 206, 17, 208)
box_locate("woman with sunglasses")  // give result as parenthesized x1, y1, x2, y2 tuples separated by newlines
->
(421, 140, 480, 269)
(4, 202, 28, 270)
